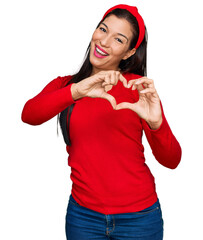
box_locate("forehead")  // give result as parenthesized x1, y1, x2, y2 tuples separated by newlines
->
(102, 15, 133, 39)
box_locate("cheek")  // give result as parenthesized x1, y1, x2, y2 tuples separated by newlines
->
(112, 45, 128, 58)
(91, 30, 102, 42)
(91, 32, 97, 42)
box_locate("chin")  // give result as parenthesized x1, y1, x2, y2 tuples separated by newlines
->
(89, 46, 118, 71)
(89, 55, 104, 69)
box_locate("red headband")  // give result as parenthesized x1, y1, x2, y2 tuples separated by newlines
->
(101, 4, 145, 49)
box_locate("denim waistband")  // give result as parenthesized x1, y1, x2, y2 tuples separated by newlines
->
(68, 193, 160, 215)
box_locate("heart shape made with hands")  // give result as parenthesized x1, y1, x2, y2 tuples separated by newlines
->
(103, 78, 145, 110)
(102, 76, 163, 129)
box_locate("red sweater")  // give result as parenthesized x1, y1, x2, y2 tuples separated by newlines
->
(21, 72, 182, 214)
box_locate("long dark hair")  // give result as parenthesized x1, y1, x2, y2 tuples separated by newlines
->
(58, 8, 148, 145)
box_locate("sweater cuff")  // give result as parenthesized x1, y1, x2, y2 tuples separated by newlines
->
(66, 83, 83, 104)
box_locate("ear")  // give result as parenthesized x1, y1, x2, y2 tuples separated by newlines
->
(122, 48, 136, 60)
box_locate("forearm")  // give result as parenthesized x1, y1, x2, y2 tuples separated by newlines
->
(142, 104, 182, 169)
(21, 83, 78, 125)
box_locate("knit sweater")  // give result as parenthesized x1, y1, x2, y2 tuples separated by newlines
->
(21, 72, 182, 214)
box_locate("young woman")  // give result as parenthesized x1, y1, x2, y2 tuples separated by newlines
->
(21, 4, 182, 240)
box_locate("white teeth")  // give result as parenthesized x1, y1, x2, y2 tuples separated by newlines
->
(96, 47, 108, 56)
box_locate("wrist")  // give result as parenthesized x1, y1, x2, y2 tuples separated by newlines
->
(71, 83, 83, 101)
(147, 117, 163, 130)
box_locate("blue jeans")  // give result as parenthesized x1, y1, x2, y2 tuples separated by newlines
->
(65, 194, 164, 240)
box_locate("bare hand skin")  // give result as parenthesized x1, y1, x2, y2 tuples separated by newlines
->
(115, 77, 163, 130)
(72, 70, 128, 109)
(71, 74, 162, 130)
(71, 83, 84, 101)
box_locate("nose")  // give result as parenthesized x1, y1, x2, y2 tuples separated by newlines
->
(100, 35, 111, 48)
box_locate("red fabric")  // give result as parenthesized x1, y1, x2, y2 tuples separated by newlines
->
(21, 72, 182, 214)
(102, 4, 145, 49)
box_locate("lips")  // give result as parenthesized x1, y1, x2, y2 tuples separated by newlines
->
(94, 44, 109, 58)
(96, 44, 109, 55)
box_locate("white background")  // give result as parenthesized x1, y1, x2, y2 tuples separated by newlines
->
(1, 0, 202, 239)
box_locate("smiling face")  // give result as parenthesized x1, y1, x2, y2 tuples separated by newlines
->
(89, 15, 136, 74)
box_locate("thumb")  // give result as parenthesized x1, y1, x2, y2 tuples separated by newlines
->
(115, 102, 134, 110)
(101, 93, 117, 110)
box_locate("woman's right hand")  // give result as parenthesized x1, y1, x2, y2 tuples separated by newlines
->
(71, 70, 128, 109)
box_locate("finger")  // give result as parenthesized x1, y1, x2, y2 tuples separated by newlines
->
(110, 71, 117, 85)
(118, 74, 128, 88)
(115, 101, 134, 111)
(136, 79, 155, 93)
(127, 79, 136, 88)
(135, 76, 150, 81)
(136, 83, 144, 92)
(142, 83, 154, 91)
(101, 80, 106, 86)
(101, 81, 110, 87)
(135, 77, 154, 86)
(104, 74, 111, 85)
(132, 84, 137, 91)
(140, 88, 156, 94)
(114, 71, 120, 85)
(101, 92, 117, 109)
(128, 77, 152, 90)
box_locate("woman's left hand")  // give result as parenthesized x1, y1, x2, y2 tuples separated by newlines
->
(115, 77, 163, 130)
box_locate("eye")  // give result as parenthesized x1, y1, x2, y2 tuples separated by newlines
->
(115, 38, 123, 44)
(99, 27, 107, 32)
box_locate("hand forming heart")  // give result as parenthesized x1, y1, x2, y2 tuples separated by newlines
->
(115, 77, 163, 130)
(74, 71, 163, 130)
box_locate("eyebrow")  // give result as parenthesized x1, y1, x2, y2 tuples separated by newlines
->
(100, 22, 129, 42)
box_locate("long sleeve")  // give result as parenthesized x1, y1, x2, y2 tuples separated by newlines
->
(21, 75, 78, 125)
(141, 102, 182, 169)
